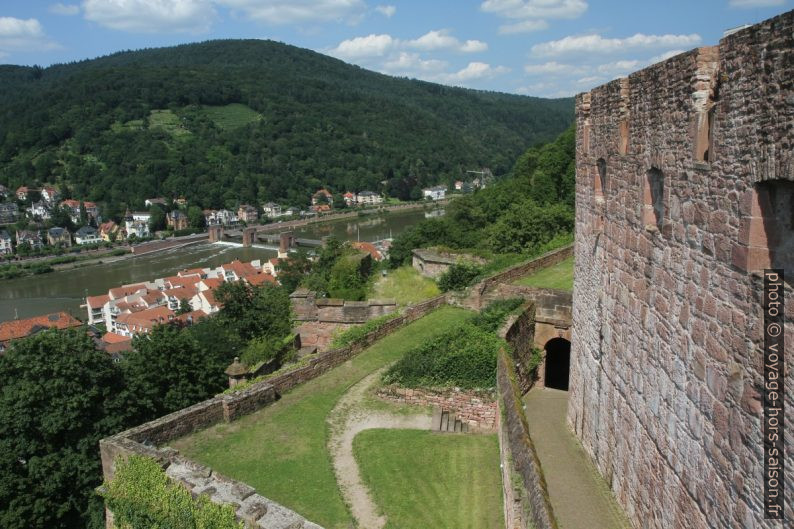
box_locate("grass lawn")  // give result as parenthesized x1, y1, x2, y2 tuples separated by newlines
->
(171, 306, 472, 529)
(514, 256, 573, 291)
(202, 103, 262, 130)
(354, 429, 504, 529)
(370, 266, 440, 306)
(148, 109, 191, 138)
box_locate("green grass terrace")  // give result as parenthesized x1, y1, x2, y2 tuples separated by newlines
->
(513, 255, 573, 291)
(171, 306, 503, 529)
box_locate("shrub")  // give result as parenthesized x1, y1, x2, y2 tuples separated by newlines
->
(437, 262, 482, 292)
(470, 298, 525, 332)
(101, 455, 243, 529)
(330, 312, 400, 349)
(382, 323, 504, 389)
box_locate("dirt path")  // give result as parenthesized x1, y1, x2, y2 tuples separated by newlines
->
(524, 387, 630, 529)
(327, 370, 432, 529)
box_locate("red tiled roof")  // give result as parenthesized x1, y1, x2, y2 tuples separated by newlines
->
(87, 294, 110, 309)
(174, 310, 208, 324)
(109, 283, 147, 299)
(200, 278, 225, 290)
(101, 332, 130, 344)
(61, 199, 80, 208)
(141, 291, 165, 305)
(246, 273, 277, 286)
(104, 340, 134, 354)
(116, 306, 174, 330)
(0, 312, 82, 342)
(352, 241, 383, 261)
(179, 268, 205, 277)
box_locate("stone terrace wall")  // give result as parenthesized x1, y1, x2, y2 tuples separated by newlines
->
(571, 10, 793, 529)
(376, 386, 497, 432)
(100, 293, 449, 528)
(496, 305, 557, 529)
(291, 289, 397, 323)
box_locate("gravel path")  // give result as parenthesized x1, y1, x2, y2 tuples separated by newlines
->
(327, 370, 432, 529)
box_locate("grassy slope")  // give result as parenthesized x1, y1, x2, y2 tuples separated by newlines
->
(201, 103, 262, 130)
(514, 255, 574, 291)
(172, 306, 473, 529)
(370, 265, 440, 306)
(354, 429, 504, 529)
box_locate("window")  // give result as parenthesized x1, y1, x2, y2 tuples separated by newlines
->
(643, 168, 665, 230)
(596, 158, 607, 198)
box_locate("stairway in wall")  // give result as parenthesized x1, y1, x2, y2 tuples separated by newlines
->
(431, 406, 469, 433)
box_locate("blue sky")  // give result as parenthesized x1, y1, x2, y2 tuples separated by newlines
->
(0, 0, 790, 97)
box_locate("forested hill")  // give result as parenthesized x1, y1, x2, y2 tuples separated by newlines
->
(0, 39, 572, 216)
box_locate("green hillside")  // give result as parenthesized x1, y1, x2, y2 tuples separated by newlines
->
(0, 40, 573, 218)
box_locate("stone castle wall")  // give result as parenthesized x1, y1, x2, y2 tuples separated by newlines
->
(376, 386, 498, 432)
(571, 10, 793, 529)
(290, 289, 397, 323)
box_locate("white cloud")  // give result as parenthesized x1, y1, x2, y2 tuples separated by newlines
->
(331, 29, 487, 61)
(82, 0, 216, 33)
(381, 52, 447, 74)
(216, 0, 366, 24)
(375, 4, 395, 17)
(330, 33, 395, 59)
(729, 0, 784, 7)
(0, 17, 59, 53)
(482, 0, 586, 34)
(49, 3, 80, 15)
(498, 19, 548, 34)
(596, 59, 640, 74)
(440, 61, 509, 83)
(524, 61, 582, 74)
(407, 30, 487, 53)
(481, 0, 587, 19)
(531, 32, 701, 56)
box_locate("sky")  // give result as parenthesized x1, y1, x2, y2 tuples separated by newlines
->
(0, 0, 790, 97)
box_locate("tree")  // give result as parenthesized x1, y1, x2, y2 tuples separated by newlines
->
(176, 298, 192, 315)
(148, 206, 166, 232)
(214, 282, 292, 343)
(187, 205, 205, 229)
(276, 251, 312, 293)
(0, 329, 128, 529)
(124, 323, 227, 420)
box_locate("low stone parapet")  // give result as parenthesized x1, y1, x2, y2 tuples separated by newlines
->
(376, 385, 497, 432)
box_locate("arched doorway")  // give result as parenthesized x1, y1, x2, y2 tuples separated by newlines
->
(544, 338, 571, 390)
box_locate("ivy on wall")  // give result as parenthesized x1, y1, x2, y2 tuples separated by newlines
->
(101, 455, 243, 529)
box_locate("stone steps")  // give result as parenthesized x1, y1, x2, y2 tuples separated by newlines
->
(432, 406, 469, 433)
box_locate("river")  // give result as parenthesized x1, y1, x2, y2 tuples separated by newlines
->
(0, 207, 438, 323)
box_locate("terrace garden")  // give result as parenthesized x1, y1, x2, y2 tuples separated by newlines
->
(172, 305, 507, 529)
(514, 255, 574, 291)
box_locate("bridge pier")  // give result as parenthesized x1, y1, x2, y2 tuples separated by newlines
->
(242, 227, 257, 247)
(208, 225, 223, 243)
(278, 232, 295, 258)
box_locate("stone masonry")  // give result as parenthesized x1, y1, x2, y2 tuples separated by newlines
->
(571, 10, 793, 529)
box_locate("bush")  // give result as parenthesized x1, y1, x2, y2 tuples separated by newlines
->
(330, 312, 400, 349)
(382, 323, 504, 389)
(470, 298, 525, 332)
(101, 455, 243, 529)
(437, 262, 482, 292)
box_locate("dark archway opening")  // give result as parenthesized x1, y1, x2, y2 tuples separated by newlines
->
(544, 338, 571, 390)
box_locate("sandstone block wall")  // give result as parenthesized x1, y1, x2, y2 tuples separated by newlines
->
(290, 290, 397, 323)
(571, 10, 793, 529)
(376, 386, 498, 431)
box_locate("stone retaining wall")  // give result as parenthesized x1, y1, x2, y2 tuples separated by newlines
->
(376, 386, 497, 432)
(290, 289, 397, 323)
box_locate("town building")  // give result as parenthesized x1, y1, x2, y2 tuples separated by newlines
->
(454, 180, 463, 191)
(125, 212, 150, 239)
(0, 184, 8, 199)
(311, 189, 332, 206)
(261, 202, 283, 218)
(0, 230, 11, 255)
(0, 203, 19, 225)
(29, 201, 51, 221)
(74, 226, 101, 245)
(145, 197, 168, 207)
(167, 210, 189, 231)
(355, 191, 383, 205)
(47, 227, 72, 247)
(0, 312, 82, 353)
(99, 221, 121, 241)
(40, 186, 60, 204)
(237, 204, 259, 223)
(15, 230, 43, 250)
(16, 186, 30, 201)
(422, 185, 446, 201)
(174, 197, 188, 208)
(343, 192, 356, 206)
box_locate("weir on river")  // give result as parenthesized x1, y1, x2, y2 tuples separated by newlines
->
(0, 208, 440, 323)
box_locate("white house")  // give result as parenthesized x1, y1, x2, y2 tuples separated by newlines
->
(262, 202, 283, 218)
(75, 226, 101, 245)
(28, 201, 51, 220)
(422, 186, 447, 201)
(0, 230, 12, 255)
(40, 186, 60, 205)
(356, 191, 383, 205)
